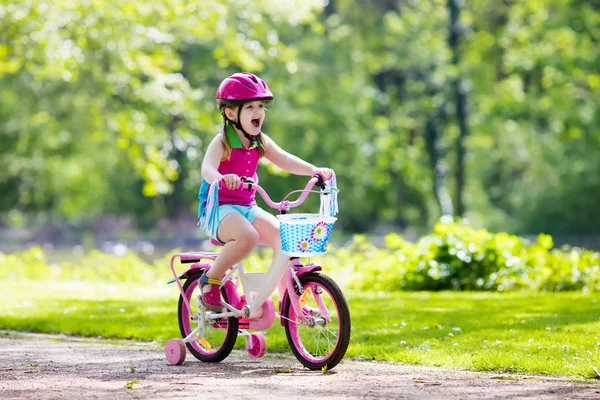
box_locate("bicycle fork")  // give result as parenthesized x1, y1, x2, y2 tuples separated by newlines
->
(279, 264, 332, 326)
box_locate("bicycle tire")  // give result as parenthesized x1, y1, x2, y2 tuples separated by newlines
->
(282, 273, 351, 370)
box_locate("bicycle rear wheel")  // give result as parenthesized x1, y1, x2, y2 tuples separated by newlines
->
(282, 273, 351, 370)
(178, 273, 238, 362)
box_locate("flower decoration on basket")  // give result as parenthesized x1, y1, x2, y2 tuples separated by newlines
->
(311, 221, 329, 241)
(298, 238, 312, 252)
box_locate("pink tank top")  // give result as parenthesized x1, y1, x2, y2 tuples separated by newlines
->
(217, 145, 260, 206)
(197, 124, 260, 215)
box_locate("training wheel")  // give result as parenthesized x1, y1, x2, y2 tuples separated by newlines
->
(165, 338, 186, 365)
(246, 332, 267, 358)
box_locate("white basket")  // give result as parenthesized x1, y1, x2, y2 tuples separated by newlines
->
(277, 213, 337, 257)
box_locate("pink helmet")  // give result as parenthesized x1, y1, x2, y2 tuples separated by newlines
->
(216, 72, 273, 108)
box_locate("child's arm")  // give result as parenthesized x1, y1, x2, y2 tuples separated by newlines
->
(263, 134, 333, 179)
(201, 135, 241, 189)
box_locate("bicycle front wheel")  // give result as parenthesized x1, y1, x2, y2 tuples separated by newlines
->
(178, 273, 238, 363)
(282, 273, 351, 370)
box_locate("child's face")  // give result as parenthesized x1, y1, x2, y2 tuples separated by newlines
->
(232, 100, 266, 136)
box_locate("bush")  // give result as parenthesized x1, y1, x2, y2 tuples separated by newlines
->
(324, 218, 600, 293)
(2, 218, 598, 293)
(0, 247, 169, 284)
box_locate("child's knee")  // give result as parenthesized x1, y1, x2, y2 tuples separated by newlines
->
(239, 229, 259, 251)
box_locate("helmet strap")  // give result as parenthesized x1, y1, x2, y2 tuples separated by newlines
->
(225, 107, 259, 149)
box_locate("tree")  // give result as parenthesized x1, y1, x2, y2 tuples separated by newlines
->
(0, 0, 322, 225)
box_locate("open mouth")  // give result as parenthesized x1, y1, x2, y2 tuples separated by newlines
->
(251, 118, 260, 128)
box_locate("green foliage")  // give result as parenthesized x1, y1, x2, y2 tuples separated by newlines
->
(0, 246, 169, 283)
(2, 219, 598, 294)
(1, 0, 600, 236)
(464, 0, 600, 233)
(0, 0, 322, 222)
(324, 219, 600, 293)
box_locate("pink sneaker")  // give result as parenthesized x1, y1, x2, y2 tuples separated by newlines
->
(200, 274, 222, 312)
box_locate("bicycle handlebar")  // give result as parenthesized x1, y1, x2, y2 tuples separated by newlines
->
(218, 174, 327, 213)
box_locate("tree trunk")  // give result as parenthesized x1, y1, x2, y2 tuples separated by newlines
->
(425, 115, 454, 216)
(448, 0, 470, 217)
(324, 0, 336, 16)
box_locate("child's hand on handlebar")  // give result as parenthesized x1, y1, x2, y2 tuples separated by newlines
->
(314, 168, 334, 181)
(221, 174, 242, 190)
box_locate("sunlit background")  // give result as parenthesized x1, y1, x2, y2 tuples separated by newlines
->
(1, 0, 599, 257)
(1, 2, 599, 376)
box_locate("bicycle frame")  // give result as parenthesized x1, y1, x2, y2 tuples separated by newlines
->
(168, 176, 331, 341)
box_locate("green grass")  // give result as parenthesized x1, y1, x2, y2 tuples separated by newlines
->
(1, 279, 599, 378)
(349, 291, 600, 378)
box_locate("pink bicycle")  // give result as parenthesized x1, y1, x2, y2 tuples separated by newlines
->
(165, 175, 351, 370)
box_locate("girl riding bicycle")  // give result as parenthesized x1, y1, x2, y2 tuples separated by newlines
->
(198, 72, 333, 312)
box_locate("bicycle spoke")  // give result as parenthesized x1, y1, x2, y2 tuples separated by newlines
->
(295, 281, 340, 358)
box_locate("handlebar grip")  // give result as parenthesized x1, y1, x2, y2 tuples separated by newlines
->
(313, 173, 326, 190)
(240, 177, 254, 191)
(218, 178, 253, 191)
